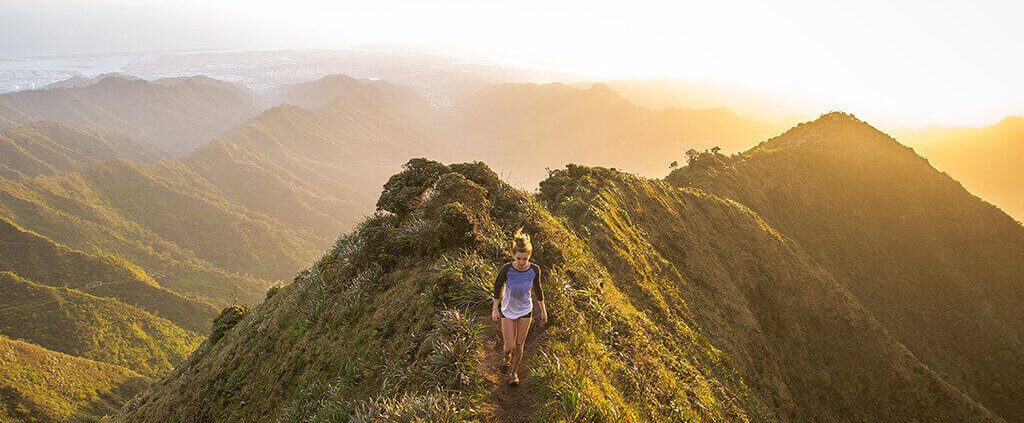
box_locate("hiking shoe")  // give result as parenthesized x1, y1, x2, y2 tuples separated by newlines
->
(500, 351, 511, 373)
(508, 373, 520, 387)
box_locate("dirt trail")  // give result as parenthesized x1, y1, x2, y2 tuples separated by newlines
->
(481, 319, 548, 423)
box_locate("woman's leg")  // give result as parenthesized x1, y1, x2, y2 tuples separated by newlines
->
(511, 316, 532, 376)
(500, 316, 516, 369)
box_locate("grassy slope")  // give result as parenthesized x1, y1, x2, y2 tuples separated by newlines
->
(0, 271, 203, 378)
(0, 75, 258, 155)
(177, 77, 441, 241)
(540, 165, 995, 422)
(668, 112, 1024, 421)
(0, 335, 150, 423)
(117, 160, 997, 422)
(0, 121, 164, 180)
(0, 75, 438, 315)
(0, 162, 284, 305)
(116, 160, 758, 422)
(0, 215, 216, 333)
(78, 159, 316, 281)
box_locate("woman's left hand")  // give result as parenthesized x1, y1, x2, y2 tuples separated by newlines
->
(540, 309, 548, 324)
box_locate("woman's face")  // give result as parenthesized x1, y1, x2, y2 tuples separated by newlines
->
(513, 252, 530, 266)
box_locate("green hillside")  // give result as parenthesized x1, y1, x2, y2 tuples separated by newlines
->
(0, 161, 292, 305)
(178, 78, 442, 241)
(668, 112, 1024, 421)
(0, 335, 149, 423)
(0, 75, 259, 155)
(0, 122, 164, 180)
(0, 271, 203, 377)
(117, 159, 996, 422)
(0, 215, 217, 333)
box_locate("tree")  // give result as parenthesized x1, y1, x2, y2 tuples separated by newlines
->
(685, 149, 700, 165)
(669, 161, 678, 169)
(711, 146, 721, 155)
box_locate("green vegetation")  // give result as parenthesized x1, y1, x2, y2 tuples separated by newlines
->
(0, 75, 259, 154)
(0, 272, 203, 378)
(668, 111, 1024, 421)
(0, 121, 164, 180)
(0, 335, 150, 423)
(0, 215, 217, 333)
(0, 161, 289, 305)
(117, 157, 1002, 422)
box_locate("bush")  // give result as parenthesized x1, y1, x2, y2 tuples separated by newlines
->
(349, 388, 469, 423)
(265, 284, 282, 301)
(421, 309, 484, 391)
(209, 305, 250, 345)
(377, 158, 450, 214)
(437, 203, 478, 249)
(449, 161, 502, 190)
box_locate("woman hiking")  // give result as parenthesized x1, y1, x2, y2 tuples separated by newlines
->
(491, 228, 548, 386)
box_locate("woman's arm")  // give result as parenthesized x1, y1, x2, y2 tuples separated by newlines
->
(492, 263, 508, 322)
(533, 264, 548, 324)
(492, 298, 502, 322)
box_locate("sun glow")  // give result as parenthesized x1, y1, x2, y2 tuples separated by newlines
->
(3, 0, 1021, 127)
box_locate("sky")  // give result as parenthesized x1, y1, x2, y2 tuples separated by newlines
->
(1, 0, 1022, 128)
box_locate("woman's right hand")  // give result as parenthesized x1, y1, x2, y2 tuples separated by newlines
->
(491, 308, 500, 322)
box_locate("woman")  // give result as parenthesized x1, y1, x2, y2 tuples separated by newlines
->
(491, 228, 548, 386)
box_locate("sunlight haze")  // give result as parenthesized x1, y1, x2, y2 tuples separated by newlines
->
(2, 0, 1022, 127)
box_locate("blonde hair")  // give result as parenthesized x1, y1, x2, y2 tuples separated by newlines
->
(512, 228, 533, 255)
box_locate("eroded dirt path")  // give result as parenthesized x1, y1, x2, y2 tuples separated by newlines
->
(481, 319, 548, 423)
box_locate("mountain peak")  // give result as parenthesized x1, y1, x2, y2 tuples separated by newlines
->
(814, 110, 863, 123)
(753, 110, 900, 153)
(995, 115, 1024, 129)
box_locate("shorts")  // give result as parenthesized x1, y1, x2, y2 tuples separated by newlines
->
(501, 311, 532, 320)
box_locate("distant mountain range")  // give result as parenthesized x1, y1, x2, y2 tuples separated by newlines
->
(897, 116, 1024, 223)
(435, 82, 789, 186)
(0, 74, 259, 155)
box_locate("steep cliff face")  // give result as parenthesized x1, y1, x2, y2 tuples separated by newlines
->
(118, 159, 998, 422)
(668, 112, 1024, 421)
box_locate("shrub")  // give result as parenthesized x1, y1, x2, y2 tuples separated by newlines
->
(349, 388, 469, 423)
(209, 305, 250, 345)
(421, 309, 484, 391)
(437, 203, 478, 249)
(449, 161, 503, 192)
(265, 284, 282, 301)
(377, 158, 450, 214)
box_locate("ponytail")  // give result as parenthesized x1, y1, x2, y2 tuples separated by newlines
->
(512, 227, 533, 254)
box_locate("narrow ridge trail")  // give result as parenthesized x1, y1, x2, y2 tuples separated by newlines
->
(481, 318, 549, 423)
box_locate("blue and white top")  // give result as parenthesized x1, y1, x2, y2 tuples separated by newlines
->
(492, 262, 544, 319)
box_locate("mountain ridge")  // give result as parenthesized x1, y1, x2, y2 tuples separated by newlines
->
(116, 155, 1006, 422)
(668, 111, 1024, 420)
